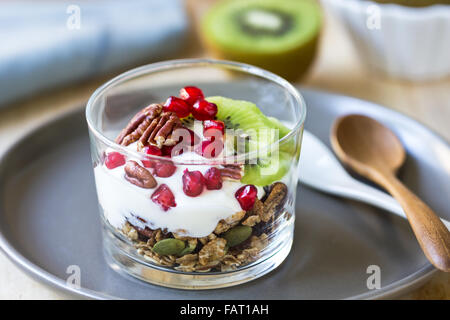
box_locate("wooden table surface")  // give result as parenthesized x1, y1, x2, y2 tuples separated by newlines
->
(0, 1, 448, 299)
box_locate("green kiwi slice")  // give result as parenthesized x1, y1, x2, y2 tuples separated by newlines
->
(267, 116, 291, 138)
(201, 0, 322, 81)
(241, 152, 291, 186)
(206, 96, 291, 186)
(209, 96, 276, 148)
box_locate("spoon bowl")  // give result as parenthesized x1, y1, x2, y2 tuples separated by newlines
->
(331, 114, 450, 272)
(332, 114, 405, 177)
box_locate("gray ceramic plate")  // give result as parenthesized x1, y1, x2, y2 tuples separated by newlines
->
(0, 87, 449, 299)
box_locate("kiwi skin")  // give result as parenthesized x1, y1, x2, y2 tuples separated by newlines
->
(201, 0, 322, 81)
(204, 34, 319, 81)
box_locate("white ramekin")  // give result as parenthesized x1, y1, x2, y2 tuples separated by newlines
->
(321, 0, 450, 81)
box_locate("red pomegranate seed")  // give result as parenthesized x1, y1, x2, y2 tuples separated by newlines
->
(141, 145, 162, 168)
(173, 127, 199, 148)
(191, 100, 217, 121)
(203, 120, 225, 135)
(142, 145, 162, 156)
(163, 96, 191, 118)
(141, 160, 155, 168)
(179, 86, 204, 105)
(182, 169, 205, 197)
(185, 128, 200, 146)
(161, 144, 184, 158)
(204, 167, 222, 190)
(151, 184, 176, 211)
(105, 152, 125, 169)
(153, 161, 177, 178)
(195, 139, 223, 158)
(235, 185, 258, 211)
(161, 145, 174, 157)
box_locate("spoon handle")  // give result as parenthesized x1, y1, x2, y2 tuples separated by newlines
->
(349, 183, 450, 230)
(380, 174, 450, 272)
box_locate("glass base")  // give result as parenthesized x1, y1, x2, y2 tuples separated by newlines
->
(103, 221, 294, 290)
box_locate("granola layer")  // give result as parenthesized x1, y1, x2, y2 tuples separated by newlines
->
(119, 181, 289, 272)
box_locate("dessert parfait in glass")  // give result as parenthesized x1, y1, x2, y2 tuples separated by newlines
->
(86, 59, 305, 289)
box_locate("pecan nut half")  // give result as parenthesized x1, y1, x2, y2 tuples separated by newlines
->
(138, 111, 182, 149)
(124, 160, 157, 189)
(115, 103, 184, 149)
(115, 104, 163, 146)
(219, 164, 243, 181)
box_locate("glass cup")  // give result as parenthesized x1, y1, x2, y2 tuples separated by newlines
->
(86, 59, 306, 289)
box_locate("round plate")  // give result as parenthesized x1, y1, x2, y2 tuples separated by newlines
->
(0, 87, 448, 299)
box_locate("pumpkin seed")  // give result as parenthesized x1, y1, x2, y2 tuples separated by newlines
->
(178, 241, 197, 256)
(223, 225, 252, 247)
(152, 238, 185, 256)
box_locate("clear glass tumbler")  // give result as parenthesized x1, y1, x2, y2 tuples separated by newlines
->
(86, 59, 306, 289)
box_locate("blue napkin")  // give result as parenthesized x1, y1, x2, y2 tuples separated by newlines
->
(0, 0, 188, 107)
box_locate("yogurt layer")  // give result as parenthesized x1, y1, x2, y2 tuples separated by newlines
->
(94, 150, 263, 238)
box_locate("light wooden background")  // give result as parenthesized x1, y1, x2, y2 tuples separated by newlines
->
(0, 0, 448, 299)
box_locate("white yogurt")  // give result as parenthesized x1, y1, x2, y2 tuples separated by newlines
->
(94, 148, 263, 238)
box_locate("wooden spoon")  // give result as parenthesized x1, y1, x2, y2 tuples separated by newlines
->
(331, 114, 450, 272)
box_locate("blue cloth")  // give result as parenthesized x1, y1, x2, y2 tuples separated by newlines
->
(0, 0, 188, 107)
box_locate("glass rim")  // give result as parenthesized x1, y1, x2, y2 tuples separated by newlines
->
(85, 58, 307, 164)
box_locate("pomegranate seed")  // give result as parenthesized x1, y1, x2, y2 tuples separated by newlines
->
(142, 145, 162, 156)
(141, 160, 155, 168)
(204, 167, 222, 190)
(203, 120, 225, 135)
(151, 184, 176, 211)
(191, 100, 217, 121)
(141, 145, 162, 168)
(105, 152, 125, 169)
(153, 161, 177, 178)
(185, 128, 200, 146)
(173, 127, 199, 148)
(163, 96, 191, 118)
(235, 185, 258, 211)
(182, 169, 205, 197)
(179, 86, 204, 105)
(195, 139, 223, 158)
(161, 144, 184, 158)
(161, 145, 174, 157)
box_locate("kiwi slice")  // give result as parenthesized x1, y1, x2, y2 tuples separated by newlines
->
(201, 0, 322, 81)
(266, 116, 297, 153)
(267, 116, 290, 138)
(208, 96, 277, 150)
(207, 96, 291, 186)
(241, 152, 291, 186)
(243, 116, 292, 186)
